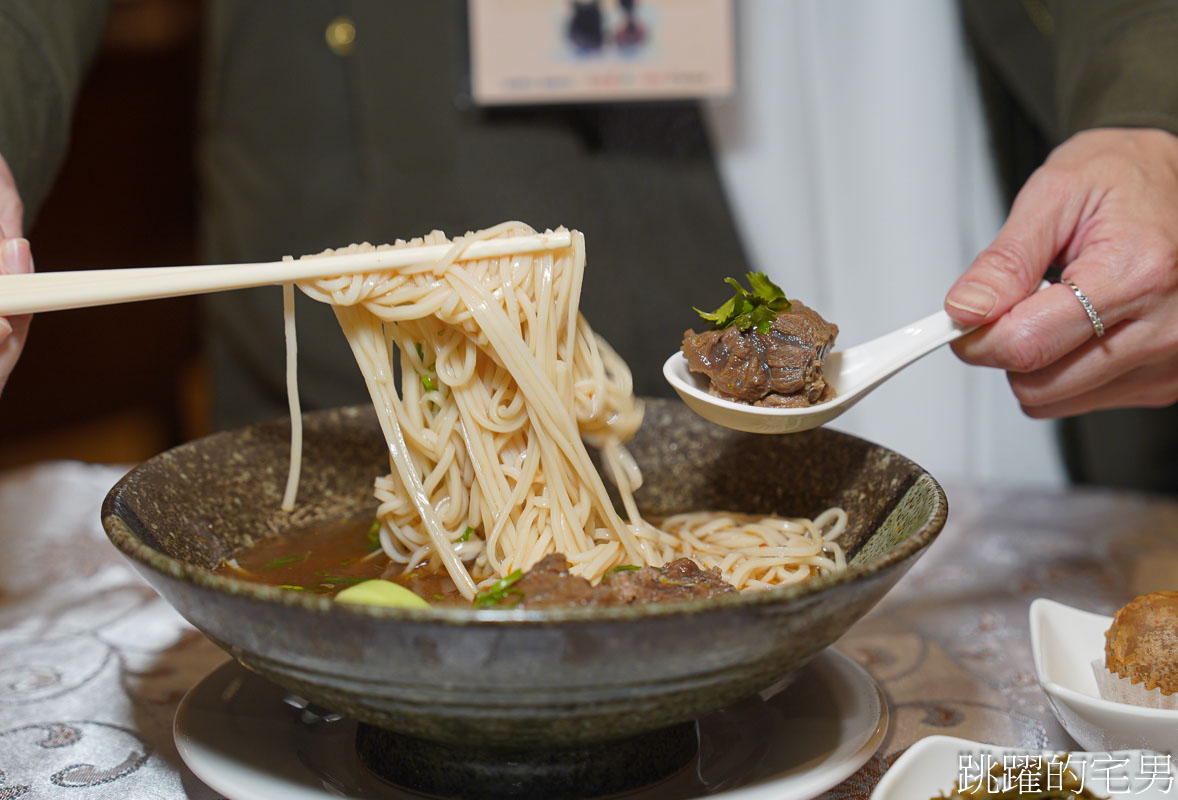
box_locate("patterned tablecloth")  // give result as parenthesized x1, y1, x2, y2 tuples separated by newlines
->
(1, 460, 1176, 799)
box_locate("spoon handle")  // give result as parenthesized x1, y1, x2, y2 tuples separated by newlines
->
(842, 278, 1057, 391)
(838, 309, 974, 390)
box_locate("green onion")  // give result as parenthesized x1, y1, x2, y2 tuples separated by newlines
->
(318, 576, 367, 588)
(263, 554, 307, 569)
(279, 584, 306, 591)
(603, 564, 641, 582)
(459, 526, 474, 542)
(367, 519, 381, 550)
(473, 570, 524, 608)
(421, 374, 437, 392)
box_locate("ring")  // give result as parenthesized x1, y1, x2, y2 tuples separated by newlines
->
(1062, 278, 1105, 337)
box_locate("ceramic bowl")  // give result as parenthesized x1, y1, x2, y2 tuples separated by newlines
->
(102, 398, 945, 749)
(871, 735, 1176, 800)
(1029, 598, 1178, 753)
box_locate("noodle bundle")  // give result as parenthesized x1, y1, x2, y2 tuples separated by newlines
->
(288, 222, 846, 600)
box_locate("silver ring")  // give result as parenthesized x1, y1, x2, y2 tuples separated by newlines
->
(1062, 278, 1105, 337)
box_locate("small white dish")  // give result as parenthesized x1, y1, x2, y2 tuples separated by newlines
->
(175, 648, 887, 800)
(1029, 597, 1178, 753)
(871, 735, 1177, 800)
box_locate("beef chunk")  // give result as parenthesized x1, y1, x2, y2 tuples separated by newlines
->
(511, 554, 598, 608)
(595, 558, 737, 604)
(681, 301, 838, 407)
(506, 555, 737, 608)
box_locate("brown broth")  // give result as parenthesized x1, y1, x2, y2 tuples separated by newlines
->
(215, 518, 468, 605)
(216, 518, 388, 595)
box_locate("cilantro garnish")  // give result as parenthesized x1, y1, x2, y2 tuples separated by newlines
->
(694, 272, 791, 334)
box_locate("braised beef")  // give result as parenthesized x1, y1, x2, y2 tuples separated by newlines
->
(511, 554, 598, 607)
(492, 554, 737, 608)
(595, 558, 737, 604)
(681, 301, 837, 407)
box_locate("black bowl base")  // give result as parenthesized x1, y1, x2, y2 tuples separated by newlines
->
(355, 721, 698, 799)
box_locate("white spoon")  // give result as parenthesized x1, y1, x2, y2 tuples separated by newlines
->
(664, 308, 973, 434)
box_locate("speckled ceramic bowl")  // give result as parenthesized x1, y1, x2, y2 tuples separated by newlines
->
(102, 399, 945, 749)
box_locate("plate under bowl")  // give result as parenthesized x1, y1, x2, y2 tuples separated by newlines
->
(102, 398, 945, 748)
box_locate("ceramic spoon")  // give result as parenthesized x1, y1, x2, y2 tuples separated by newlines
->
(663, 308, 973, 435)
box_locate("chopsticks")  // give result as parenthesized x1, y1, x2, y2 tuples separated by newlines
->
(0, 231, 572, 316)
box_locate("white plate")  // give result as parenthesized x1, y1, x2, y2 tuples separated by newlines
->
(871, 735, 1177, 800)
(1029, 598, 1178, 753)
(175, 648, 886, 800)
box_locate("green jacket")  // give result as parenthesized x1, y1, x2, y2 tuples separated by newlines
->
(3, 1, 1177, 426)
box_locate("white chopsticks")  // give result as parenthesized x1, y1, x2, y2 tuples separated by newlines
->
(0, 231, 572, 316)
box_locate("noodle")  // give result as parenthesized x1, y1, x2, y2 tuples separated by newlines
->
(287, 222, 846, 599)
(280, 279, 303, 512)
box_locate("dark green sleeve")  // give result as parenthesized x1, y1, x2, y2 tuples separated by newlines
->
(0, 0, 111, 227)
(1052, 0, 1178, 136)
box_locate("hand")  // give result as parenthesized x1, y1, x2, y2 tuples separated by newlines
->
(944, 127, 1178, 418)
(1, 151, 32, 397)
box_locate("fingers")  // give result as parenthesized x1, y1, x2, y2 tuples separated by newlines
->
(0, 236, 34, 395)
(951, 246, 1138, 372)
(945, 165, 1087, 325)
(1017, 355, 1178, 418)
(0, 152, 23, 240)
(976, 303, 1178, 417)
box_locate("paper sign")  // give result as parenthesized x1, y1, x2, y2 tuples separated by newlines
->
(468, 0, 735, 105)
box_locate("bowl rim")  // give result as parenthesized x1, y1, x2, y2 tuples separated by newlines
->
(101, 411, 948, 626)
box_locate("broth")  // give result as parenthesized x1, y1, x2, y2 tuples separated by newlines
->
(216, 519, 469, 606)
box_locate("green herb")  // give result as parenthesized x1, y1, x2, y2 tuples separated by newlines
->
(421, 374, 437, 392)
(367, 519, 381, 550)
(338, 557, 358, 567)
(263, 554, 307, 569)
(605, 564, 640, 578)
(317, 575, 367, 587)
(459, 526, 474, 542)
(279, 584, 306, 591)
(432, 594, 446, 601)
(473, 570, 524, 608)
(415, 342, 425, 362)
(694, 272, 791, 334)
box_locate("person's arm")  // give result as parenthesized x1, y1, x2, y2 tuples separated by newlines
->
(945, 0, 1178, 417)
(0, 0, 111, 395)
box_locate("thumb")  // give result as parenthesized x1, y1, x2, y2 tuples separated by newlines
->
(945, 169, 1080, 325)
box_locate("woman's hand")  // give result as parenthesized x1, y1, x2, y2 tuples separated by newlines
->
(0, 151, 32, 397)
(944, 127, 1178, 417)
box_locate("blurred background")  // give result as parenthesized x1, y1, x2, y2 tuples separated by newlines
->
(0, 0, 1072, 489)
(0, 0, 207, 471)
